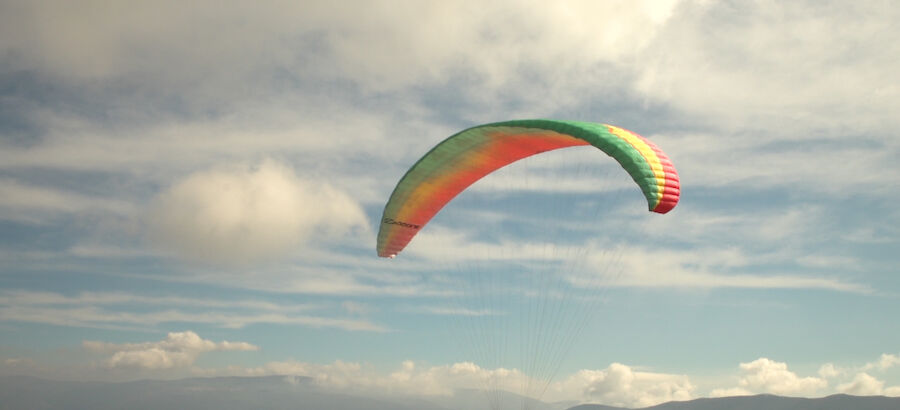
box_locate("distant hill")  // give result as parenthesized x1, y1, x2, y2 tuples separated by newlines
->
(568, 394, 900, 410)
(567, 404, 626, 410)
(1, 375, 898, 410)
(0, 375, 445, 410)
(0, 375, 557, 410)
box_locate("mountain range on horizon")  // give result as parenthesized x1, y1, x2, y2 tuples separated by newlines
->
(570, 393, 900, 410)
(1, 375, 899, 410)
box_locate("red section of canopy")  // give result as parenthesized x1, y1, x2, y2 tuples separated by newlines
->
(378, 131, 588, 257)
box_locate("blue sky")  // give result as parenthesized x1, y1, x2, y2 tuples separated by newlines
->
(1, 0, 899, 407)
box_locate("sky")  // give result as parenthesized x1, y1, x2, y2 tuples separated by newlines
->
(0, 0, 899, 408)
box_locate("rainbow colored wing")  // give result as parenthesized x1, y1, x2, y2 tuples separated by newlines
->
(376, 119, 680, 258)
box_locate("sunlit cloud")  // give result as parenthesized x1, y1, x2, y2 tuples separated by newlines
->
(864, 353, 900, 372)
(636, 2, 900, 136)
(84, 331, 257, 370)
(710, 358, 826, 397)
(837, 372, 884, 396)
(551, 363, 694, 407)
(147, 159, 368, 265)
(192, 358, 695, 407)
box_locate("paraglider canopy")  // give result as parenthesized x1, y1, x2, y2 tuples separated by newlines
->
(376, 119, 680, 258)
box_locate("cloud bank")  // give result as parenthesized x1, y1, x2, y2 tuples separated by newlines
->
(193, 358, 694, 407)
(710, 356, 900, 398)
(554, 363, 693, 408)
(83, 331, 257, 370)
(711, 358, 827, 397)
(6, 329, 899, 406)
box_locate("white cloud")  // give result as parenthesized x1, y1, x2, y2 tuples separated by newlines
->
(587, 246, 869, 293)
(708, 386, 752, 398)
(407, 225, 583, 264)
(3, 1, 898, 197)
(716, 358, 827, 396)
(414, 306, 497, 317)
(147, 159, 368, 264)
(382, 152, 871, 293)
(83, 331, 257, 370)
(708, 354, 900, 399)
(0, 290, 386, 332)
(341, 301, 371, 316)
(0, 290, 315, 312)
(194, 359, 693, 407)
(3, 357, 35, 368)
(0, 0, 677, 103)
(636, 1, 900, 136)
(836, 372, 884, 396)
(396, 215, 868, 293)
(551, 363, 694, 408)
(0, 178, 135, 223)
(864, 353, 900, 372)
(8, 352, 900, 402)
(325, 0, 679, 91)
(818, 363, 841, 379)
(242, 265, 446, 298)
(196, 359, 531, 398)
(657, 131, 899, 198)
(777, 353, 900, 398)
